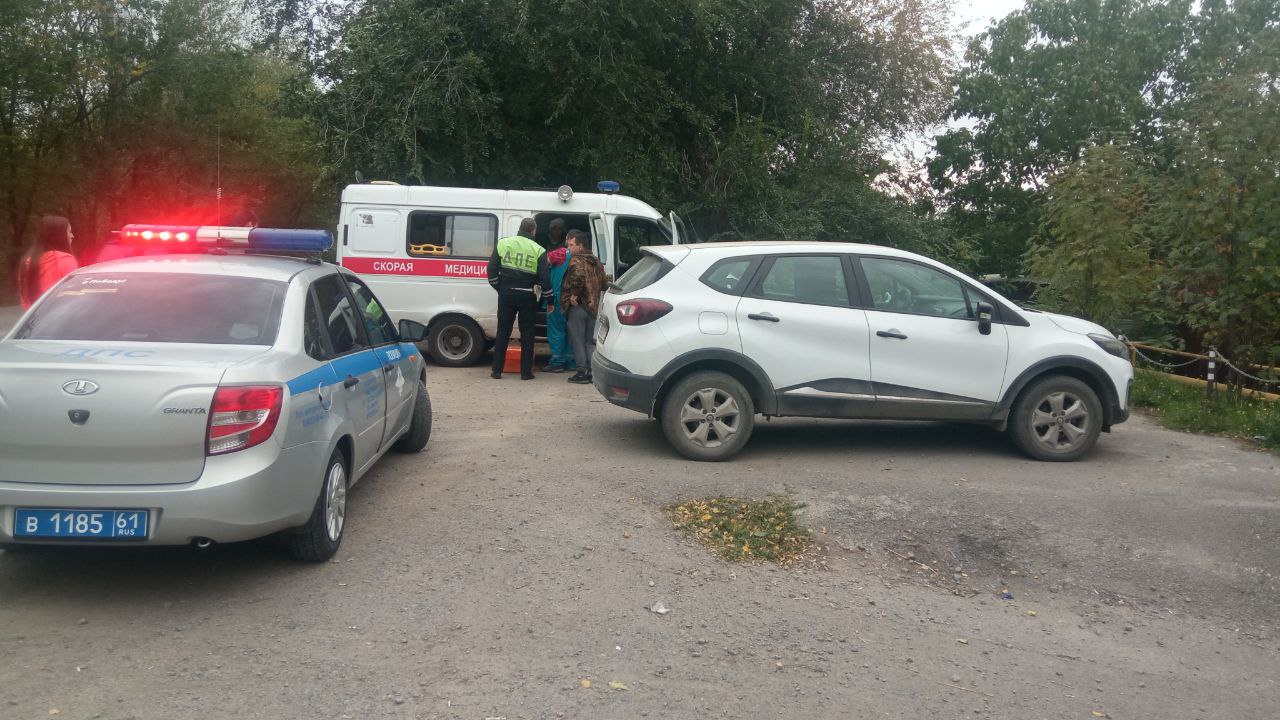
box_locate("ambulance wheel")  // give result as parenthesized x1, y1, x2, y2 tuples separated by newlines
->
(428, 317, 484, 366)
(393, 383, 432, 453)
(288, 449, 347, 562)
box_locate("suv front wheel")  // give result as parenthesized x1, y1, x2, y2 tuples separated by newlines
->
(660, 371, 755, 461)
(1009, 375, 1103, 461)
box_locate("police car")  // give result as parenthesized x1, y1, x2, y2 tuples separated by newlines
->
(0, 225, 432, 561)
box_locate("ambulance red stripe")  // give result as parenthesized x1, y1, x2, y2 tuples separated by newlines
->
(341, 257, 489, 279)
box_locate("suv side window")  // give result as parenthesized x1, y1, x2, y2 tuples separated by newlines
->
(312, 274, 368, 356)
(860, 257, 972, 319)
(750, 255, 851, 307)
(701, 257, 755, 295)
(344, 276, 398, 346)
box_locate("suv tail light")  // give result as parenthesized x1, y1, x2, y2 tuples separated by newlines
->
(207, 386, 283, 455)
(616, 299, 673, 326)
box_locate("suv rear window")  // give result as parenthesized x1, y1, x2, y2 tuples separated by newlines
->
(15, 273, 287, 345)
(609, 254, 672, 293)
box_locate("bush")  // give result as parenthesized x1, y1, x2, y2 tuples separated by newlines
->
(1131, 370, 1279, 449)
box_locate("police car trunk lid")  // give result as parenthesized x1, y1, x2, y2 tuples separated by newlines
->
(0, 340, 265, 486)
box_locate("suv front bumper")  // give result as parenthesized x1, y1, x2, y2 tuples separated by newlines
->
(592, 353, 660, 417)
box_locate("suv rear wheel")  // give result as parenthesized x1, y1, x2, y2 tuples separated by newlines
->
(660, 371, 755, 461)
(1009, 375, 1103, 461)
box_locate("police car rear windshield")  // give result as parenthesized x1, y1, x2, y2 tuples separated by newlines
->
(15, 273, 287, 345)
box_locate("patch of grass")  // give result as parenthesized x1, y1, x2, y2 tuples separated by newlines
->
(1131, 369, 1280, 449)
(669, 494, 812, 563)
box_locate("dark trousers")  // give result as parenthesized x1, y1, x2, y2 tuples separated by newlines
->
(566, 305, 597, 371)
(492, 287, 538, 375)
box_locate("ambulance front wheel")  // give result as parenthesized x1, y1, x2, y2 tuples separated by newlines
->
(428, 316, 485, 367)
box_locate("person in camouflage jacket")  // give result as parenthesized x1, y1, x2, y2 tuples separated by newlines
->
(561, 230, 608, 383)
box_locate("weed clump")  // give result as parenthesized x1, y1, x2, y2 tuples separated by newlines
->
(669, 494, 811, 563)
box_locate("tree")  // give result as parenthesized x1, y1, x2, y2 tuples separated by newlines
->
(1028, 143, 1158, 331)
(929, 0, 1190, 272)
(309, 0, 957, 256)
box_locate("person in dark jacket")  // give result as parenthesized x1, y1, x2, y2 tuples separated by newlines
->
(487, 217, 551, 379)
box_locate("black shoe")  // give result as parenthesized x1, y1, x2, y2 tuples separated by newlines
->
(567, 371, 591, 384)
(490, 371, 502, 379)
(521, 372, 536, 380)
(541, 364, 567, 373)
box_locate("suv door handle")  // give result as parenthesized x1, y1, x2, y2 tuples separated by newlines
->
(343, 375, 360, 389)
(747, 313, 780, 323)
(876, 329, 908, 340)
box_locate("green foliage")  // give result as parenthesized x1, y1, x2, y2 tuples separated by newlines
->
(930, 0, 1190, 273)
(1028, 144, 1160, 331)
(311, 0, 957, 254)
(1131, 369, 1279, 449)
(0, 0, 325, 299)
(670, 494, 812, 563)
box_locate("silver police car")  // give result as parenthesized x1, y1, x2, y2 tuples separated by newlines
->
(0, 226, 432, 561)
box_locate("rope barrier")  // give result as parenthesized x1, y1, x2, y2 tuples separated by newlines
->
(1220, 358, 1280, 388)
(1131, 346, 1201, 369)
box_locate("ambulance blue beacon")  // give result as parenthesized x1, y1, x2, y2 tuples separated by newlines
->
(0, 224, 432, 561)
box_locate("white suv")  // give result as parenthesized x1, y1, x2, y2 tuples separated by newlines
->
(591, 242, 1132, 462)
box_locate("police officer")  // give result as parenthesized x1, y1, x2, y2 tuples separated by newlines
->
(488, 217, 551, 379)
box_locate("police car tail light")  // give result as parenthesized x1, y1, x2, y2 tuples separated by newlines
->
(616, 299, 673, 326)
(207, 386, 283, 455)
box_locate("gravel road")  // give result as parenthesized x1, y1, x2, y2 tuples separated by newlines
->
(2, 354, 1277, 719)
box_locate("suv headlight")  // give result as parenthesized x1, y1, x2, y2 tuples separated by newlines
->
(1089, 333, 1128, 360)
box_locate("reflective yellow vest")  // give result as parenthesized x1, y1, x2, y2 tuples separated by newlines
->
(496, 234, 544, 275)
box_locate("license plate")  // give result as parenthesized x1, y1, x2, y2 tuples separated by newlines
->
(14, 508, 149, 540)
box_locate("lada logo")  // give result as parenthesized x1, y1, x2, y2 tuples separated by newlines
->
(62, 380, 100, 396)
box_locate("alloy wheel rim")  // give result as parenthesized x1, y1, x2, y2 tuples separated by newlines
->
(679, 388, 740, 448)
(1030, 391, 1090, 451)
(325, 462, 347, 542)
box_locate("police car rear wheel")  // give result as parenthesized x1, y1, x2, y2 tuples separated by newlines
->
(288, 449, 348, 562)
(393, 382, 432, 453)
(428, 318, 484, 367)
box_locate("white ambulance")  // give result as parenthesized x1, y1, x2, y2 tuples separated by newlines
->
(336, 181, 687, 366)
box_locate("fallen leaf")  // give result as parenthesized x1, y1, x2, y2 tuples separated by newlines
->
(1091, 712, 1106, 718)
(956, 638, 969, 645)
(49, 711, 60, 717)
(1026, 610, 1038, 617)
(608, 680, 629, 691)
(580, 679, 591, 689)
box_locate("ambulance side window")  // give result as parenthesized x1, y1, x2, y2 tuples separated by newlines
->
(312, 274, 367, 357)
(407, 212, 498, 258)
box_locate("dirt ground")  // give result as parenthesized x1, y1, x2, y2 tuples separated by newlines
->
(2, 348, 1278, 719)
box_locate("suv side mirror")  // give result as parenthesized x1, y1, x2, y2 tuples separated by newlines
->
(398, 319, 427, 343)
(976, 302, 993, 335)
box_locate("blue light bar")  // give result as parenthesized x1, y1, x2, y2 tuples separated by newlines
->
(596, 180, 620, 194)
(118, 224, 332, 253)
(247, 228, 333, 252)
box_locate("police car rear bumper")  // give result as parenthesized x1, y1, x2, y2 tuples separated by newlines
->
(592, 352, 661, 417)
(0, 440, 324, 546)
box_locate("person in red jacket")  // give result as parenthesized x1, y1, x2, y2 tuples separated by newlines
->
(17, 215, 79, 309)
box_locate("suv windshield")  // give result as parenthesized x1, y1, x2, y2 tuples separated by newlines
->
(15, 272, 287, 344)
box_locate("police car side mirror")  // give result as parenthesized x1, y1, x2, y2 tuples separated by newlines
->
(398, 319, 427, 343)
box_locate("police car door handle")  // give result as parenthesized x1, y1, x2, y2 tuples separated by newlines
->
(343, 375, 359, 389)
